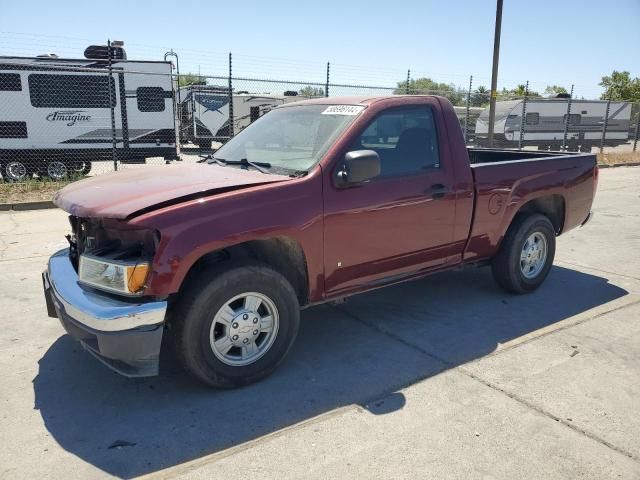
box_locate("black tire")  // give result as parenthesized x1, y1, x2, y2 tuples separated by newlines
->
(196, 139, 212, 149)
(70, 161, 92, 176)
(492, 213, 556, 294)
(170, 261, 300, 388)
(579, 144, 591, 153)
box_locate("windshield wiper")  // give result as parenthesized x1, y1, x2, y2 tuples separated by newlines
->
(214, 157, 271, 174)
(206, 155, 228, 166)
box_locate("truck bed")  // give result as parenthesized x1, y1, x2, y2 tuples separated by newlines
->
(468, 147, 580, 165)
(464, 147, 597, 262)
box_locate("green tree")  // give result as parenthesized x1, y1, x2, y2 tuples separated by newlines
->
(544, 85, 568, 96)
(500, 84, 541, 98)
(396, 77, 465, 105)
(178, 73, 207, 87)
(470, 85, 490, 107)
(299, 86, 325, 97)
(599, 71, 640, 101)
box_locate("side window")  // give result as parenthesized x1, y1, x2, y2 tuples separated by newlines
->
(0, 73, 21, 91)
(250, 106, 260, 123)
(351, 106, 440, 177)
(525, 112, 539, 125)
(563, 113, 581, 125)
(0, 121, 27, 138)
(137, 87, 166, 112)
(29, 74, 115, 108)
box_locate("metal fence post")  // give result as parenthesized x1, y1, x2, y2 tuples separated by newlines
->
(518, 81, 529, 150)
(107, 39, 118, 171)
(464, 75, 473, 144)
(228, 52, 234, 138)
(600, 99, 611, 153)
(406, 69, 411, 94)
(164, 49, 181, 153)
(561, 84, 574, 151)
(633, 102, 640, 152)
(325, 62, 330, 97)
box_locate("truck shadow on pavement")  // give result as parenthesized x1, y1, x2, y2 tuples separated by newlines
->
(33, 265, 627, 478)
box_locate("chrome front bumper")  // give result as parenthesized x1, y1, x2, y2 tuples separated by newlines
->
(43, 249, 167, 377)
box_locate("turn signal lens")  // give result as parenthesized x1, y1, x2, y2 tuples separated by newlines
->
(126, 263, 150, 294)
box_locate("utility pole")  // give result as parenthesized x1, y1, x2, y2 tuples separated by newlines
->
(487, 0, 504, 148)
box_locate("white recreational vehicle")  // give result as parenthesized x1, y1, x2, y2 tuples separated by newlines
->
(176, 86, 311, 148)
(475, 97, 632, 151)
(0, 45, 177, 181)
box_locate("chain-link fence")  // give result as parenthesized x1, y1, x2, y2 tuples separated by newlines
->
(1, 45, 639, 183)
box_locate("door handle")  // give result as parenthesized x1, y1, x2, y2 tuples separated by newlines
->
(425, 184, 450, 199)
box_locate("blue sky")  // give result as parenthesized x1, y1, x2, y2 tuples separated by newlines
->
(1, 0, 638, 98)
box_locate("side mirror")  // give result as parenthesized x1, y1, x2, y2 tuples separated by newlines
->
(338, 150, 381, 185)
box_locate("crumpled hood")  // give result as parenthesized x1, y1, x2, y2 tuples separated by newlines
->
(53, 163, 290, 219)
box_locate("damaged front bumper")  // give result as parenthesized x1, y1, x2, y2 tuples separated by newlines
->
(43, 249, 167, 377)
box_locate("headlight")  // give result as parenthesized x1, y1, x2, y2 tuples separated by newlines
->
(79, 255, 150, 296)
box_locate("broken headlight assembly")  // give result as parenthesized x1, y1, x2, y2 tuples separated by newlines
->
(79, 255, 151, 296)
(71, 217, 158, 296)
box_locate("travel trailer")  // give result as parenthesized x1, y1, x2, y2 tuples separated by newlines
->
(475, 97, 632, 151)
(176, 86, 311, 148)
(0, 45, 177, 181)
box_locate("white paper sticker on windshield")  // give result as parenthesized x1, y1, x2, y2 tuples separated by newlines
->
(321, 105, 365, 116)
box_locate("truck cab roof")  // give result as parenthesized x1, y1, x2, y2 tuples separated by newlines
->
(279, 95, 447, 108)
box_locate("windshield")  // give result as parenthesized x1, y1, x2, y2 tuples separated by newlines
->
(212, 104, 364, 173)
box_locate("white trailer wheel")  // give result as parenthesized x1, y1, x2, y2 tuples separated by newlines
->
(46, 161, 69, 181)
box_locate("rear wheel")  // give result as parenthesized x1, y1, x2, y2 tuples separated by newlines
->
(45, 161, 69, 181)
(71, 161, 92, 176)
(1, 160, 31, 182)
(196, 139, 212, 149)
(171, 261, 300, 388)
(492, 214, 556, 294)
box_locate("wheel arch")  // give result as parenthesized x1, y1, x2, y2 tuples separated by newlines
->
(493, 193, 566, 256)
(177, 236, 310, 306)
(513, 194, 566, 234)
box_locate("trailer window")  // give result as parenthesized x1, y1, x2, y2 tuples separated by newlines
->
(563, 113, 581, 125)
(28, 74, 115, 108)
(0, 121, 27, 138)
(525, 112, 539, 125)
(250, 106, 260, 123)
(137, 87, 167, 112)
(0, 73, 21, 91)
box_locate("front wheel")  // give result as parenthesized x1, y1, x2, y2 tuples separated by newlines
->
(492, 214, 556, 294)
(1, 160, 31, 182)
(170, 262, 300, 388)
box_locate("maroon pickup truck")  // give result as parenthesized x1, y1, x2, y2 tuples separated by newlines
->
(43, 95, 597, 388)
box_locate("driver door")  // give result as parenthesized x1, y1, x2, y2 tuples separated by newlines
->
(322, 105, 458, 296)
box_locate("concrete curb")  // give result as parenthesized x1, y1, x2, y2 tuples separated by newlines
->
(598, 162, 640, 169)
(0, 200, 56, 212)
